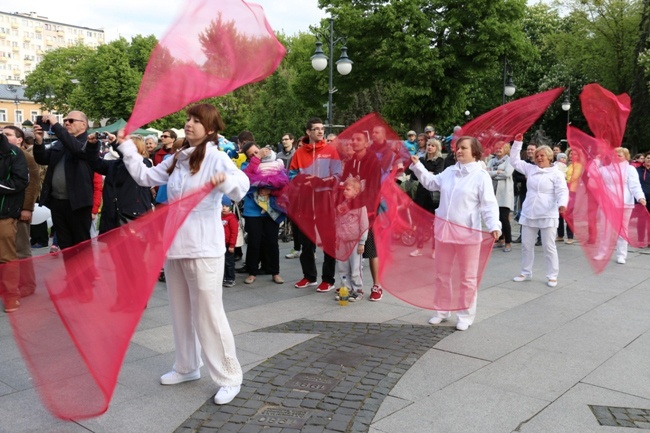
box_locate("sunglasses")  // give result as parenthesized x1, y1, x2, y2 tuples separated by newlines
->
(161, 135, 170, 138)
(63, 118, 84, 124)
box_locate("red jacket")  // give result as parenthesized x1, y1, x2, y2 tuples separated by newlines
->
(221, 212, 238, 249)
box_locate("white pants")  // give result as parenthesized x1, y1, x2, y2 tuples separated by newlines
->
(164, 257, 242, 387)
(431, 296, 477, 327)
(616, 236, 628, 261)
(520, 225, 559, 280)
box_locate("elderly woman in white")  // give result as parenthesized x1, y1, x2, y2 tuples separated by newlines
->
(410, 136, 501, 331)
(511, 136, 569, 287)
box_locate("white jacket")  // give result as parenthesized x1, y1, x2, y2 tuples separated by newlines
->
(597, 161, 645, 207)
(411, 160, 501, 243)
(511, 141, 569, 220)
(119, 140, 250, 259)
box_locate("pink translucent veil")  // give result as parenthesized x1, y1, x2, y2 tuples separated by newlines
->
(565, 83, 650, 271)
(125, 0, 286, 133)
(1, 0, 285, 420)
(1, 185, 212, 419)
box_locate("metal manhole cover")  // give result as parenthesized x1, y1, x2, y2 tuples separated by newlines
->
(284, 373, 340, 393)
(250, 406, 312, 428)
(320, 349, 367, 367)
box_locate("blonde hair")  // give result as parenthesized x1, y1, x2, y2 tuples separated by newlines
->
(495, 141, 510, 156)
(535, 145, 554, 160)
(131, 136, 150, 158)
(426, 138, 442, 159)
(615, 147, 630, 161)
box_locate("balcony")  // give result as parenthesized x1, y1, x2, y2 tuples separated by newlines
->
(35, 27, 42, 33)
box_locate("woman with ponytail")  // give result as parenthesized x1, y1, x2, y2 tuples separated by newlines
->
(117, 103, 249, 406)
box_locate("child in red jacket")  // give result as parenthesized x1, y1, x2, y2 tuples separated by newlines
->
(222, 196, 238, 287)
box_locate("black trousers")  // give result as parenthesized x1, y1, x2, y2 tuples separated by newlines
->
(224, 251, 235, 281)
(244, 216, 280, 276)
(30, 221, 49, 246)
(499, 207, 512, 243)
(48, 198, 92, 250)
(295, 225, 336, 284)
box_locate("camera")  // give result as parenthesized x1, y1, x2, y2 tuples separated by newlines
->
(96, 132, 108, 140)
(35, 115, 51, 132)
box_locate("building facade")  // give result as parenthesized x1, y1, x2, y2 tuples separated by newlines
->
(0, 83, 50, 129)
(0, 11, 104, 84)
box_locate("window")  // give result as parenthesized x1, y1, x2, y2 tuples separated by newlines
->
(30, 110, 38, 122)
(15, 110, 23, 124)
(0, 110, 6, 122)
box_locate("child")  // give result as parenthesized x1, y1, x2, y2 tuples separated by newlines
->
(335, 177, 369, 302)
(221, 196, 238, 287)
(242, 145, 289, 191)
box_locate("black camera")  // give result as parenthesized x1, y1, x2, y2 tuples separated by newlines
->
(35, 115, 51, 132)
(96, 132, 108, 140)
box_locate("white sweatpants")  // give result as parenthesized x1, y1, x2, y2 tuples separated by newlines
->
(164, 257, 242, 387)
(520, 225, 559, 280)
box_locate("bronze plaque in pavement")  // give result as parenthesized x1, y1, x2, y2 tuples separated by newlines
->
(250, 406, 312, 428)
(284, 373, 340, 393)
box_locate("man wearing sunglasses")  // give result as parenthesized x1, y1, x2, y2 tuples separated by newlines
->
(33, 111, 94, 250)
(153, 129, 177, 166)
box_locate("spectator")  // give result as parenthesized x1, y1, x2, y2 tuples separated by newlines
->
(555, 152, 569, 242)
(33, 112, 94, 250)
(631, 153, 645, 168)
(415, 133, 427, 159)
(486, 141, 515, 252)
(221, 196, 238, 287)
(277, 133, 296, 170)
(144, 135, 158, 160)
(637, 152, 650, 247)
(117, 103, 249, 406)
(403, 130, 418, 155)
(153, 130, 178, 165)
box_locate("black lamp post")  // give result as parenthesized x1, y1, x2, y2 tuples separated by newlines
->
(311, 18, 353, 134)
(561, 84, 571, 126)
(502, 55, 515, 105)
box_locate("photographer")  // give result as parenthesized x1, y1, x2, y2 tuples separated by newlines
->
(33, 112, 94, 250)
(85, 132, 154, 233)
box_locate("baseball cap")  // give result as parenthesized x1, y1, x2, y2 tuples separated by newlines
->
(407, 130, 416, 136)
(424, 126, 434, 132)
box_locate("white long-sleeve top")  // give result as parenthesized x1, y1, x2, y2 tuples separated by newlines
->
(411, 160, 501, 243)
(119, 140, 250, 259)
(511, 141, 569, 226)
(597, 161, 645, 207)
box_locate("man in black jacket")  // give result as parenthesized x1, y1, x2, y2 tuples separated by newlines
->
(0, 133, 29, 312)
(33, 112, 94, 250)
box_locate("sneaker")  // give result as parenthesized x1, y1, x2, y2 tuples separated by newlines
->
(160, 369, 200, 385)
(31, 242, 46, 249)
(456, 322, 470, 331)
(565, 239, 574, 245)
(369, 285, 383, 301)
(547, 279, 558, 287)
(223, 280, 236, 287)
(316, 281, 335, 293)
(513, 275, 531, 282)
(428, 316, 447, 325)
(512, 236, 522, 244)
(555, 236, 564, 242)
(158, 269, 166, 282)
(285, 249, 301, 259)
(349, 289, 364, 302)
(409, 249, 422, 257)
(49, 245, 60, 253)
(214, 385, 241, 405)
(3, 298, 20, 313)
(616, 257, 626, 265)
(295, 278, 317, 289)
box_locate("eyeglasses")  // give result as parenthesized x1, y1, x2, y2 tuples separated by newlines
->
(161, 135, 171, 139)
(310, 127, 325, 132)
(63, 118, 84, 124)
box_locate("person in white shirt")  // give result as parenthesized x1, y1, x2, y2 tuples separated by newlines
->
(410, 136, 501, 331)
(117, 104, 249, 406)
(510, 135, 569, 287)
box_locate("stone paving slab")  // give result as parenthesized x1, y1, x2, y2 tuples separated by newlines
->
(173, 320, 454, 433)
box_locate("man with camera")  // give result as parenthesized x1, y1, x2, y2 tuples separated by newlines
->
(33, 112, 94, 250)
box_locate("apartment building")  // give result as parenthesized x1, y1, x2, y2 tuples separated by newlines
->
(0, 11, 104, 84)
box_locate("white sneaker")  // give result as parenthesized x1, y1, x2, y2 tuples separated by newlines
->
(456, 322, 470, 331)
(547, 279, 558, 287)
(160, 369, 200, 385)
(428, 316, 448, 325)
(593, 253, 606, 261)
(409, 249, 422, 257)
(285, 249, 300, 259)
(214, 385, 241, 405)
(616, 257, 626, 264)
(513, 275, 531, 282)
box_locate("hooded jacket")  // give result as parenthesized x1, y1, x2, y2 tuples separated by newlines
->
(288, 136, 342, 190)
(0, 134, 29, 220)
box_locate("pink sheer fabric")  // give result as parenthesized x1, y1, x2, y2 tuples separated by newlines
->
(374, 181, 495, 310)
(0, 184, 212, 419)
(453, 88, 565, 154)
(566, 83, 650, 270)
(125, 0, 286, 133)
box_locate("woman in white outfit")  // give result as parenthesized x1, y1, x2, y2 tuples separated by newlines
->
(410, 137, 501, 331)
(117, 104, 249, 405)
(510, 137, 568, 287)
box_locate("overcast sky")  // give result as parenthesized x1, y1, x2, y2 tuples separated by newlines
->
(2, 0, 327, 41)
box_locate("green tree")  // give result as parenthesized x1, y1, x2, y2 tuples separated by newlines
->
(628, 0, 650, 152)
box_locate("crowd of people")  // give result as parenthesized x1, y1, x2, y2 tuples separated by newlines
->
(1, 105, 649, 407)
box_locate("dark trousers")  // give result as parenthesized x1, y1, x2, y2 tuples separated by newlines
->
(296, 225, 336, 284)
(224, 250, 235, 281)
(48, 198, 92, 250)
(291, 220, 301, 251)
(245, 216, 280, 276)
(30, 221, 49, 246)
(499, 207, 512, 243)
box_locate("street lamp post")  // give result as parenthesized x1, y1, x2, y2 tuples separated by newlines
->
(561, 84, 571, 126)
(311, 18, 353, 134)
(502, 55, 515, 105)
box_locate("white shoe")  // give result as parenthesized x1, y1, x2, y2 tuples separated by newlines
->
(160, 369, 200, 385)
(214, 385, 241, 405)
(547, 279, 558, 287)
(456, 322, 470, 331)
(285, 249, 300, 259)
(513, 275, 531, 282)
(593, 253, 606, 261)
(428, 316, 448, 325)
(409, 249, 422, 257)
(616, 257, 626, 264)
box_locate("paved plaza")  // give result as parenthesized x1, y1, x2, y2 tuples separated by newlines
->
(1, 225, 650, 433)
